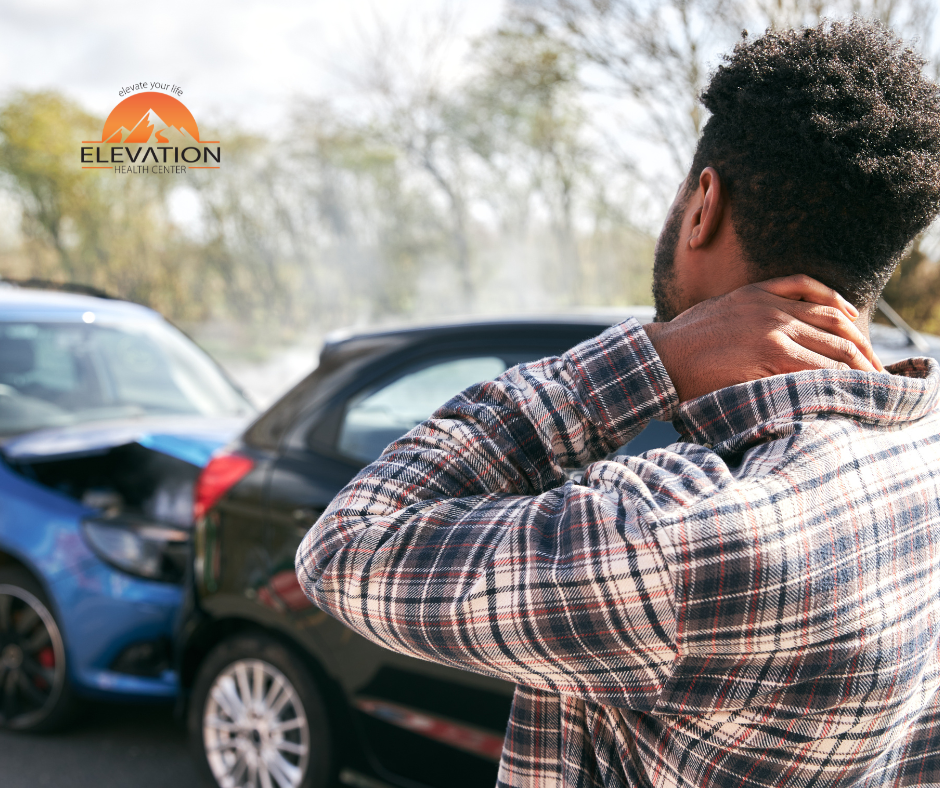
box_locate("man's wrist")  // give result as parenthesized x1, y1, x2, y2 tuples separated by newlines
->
(642, 321, 689, 404)
(572, 319, 679, 440)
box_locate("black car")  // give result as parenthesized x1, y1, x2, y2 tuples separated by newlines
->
(177, 311, 690, 788)
(177, 306, 940, 788)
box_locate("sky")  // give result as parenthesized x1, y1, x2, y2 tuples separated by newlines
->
(0, 0, 505, 132)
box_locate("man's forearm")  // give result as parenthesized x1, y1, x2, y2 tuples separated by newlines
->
(296, 319, 678, 602)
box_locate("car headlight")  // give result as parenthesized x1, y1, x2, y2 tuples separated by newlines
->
(81, 518, 190, 584)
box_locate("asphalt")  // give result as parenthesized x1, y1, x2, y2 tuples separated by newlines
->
(0, 701, 201, 788)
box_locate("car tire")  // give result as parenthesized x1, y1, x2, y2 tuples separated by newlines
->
(189, 632, 334, 788)
(0, 566, 74, 732)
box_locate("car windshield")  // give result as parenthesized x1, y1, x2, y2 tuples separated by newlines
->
(0, 318, 252, 435)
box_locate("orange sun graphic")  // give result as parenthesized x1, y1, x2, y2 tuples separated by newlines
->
(90, 92, 216, 144)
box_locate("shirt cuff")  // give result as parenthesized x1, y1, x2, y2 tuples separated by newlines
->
(568, 317, 679, 448)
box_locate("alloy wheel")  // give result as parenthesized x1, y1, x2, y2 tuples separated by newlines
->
(203, 658, 310, 788)
(0, 583, 66, 729)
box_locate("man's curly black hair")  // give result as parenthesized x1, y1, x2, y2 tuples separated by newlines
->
(689, 18, 940, 307)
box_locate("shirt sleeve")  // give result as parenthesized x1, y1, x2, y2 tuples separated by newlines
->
(295, 319, 682, 708)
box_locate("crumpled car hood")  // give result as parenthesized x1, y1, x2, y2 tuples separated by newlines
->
(0, 416, 246, 467)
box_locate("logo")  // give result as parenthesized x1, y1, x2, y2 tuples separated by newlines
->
(81, 90, 220, 174)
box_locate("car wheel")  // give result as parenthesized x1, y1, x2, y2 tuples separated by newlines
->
(190, 633, 334, 788)
(0, 566, 73, 732)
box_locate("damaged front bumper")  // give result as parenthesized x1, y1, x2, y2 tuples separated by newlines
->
(49, 551, 184, 699)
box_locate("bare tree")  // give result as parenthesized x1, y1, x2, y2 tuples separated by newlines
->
(336, 6, 478, 300)
(514, 0, 939, 181)
(510, 0, 744, 177)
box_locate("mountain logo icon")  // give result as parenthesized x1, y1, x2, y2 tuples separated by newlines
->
(81, 90, 220, 172)
(89, 92, 216, 145)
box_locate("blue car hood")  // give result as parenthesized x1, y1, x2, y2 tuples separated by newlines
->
(0, 416, 247, 467)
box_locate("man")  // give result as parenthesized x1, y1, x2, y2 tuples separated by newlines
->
(297, 20, 940, 788)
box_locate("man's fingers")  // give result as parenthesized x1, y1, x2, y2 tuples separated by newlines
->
(780, 323, 878, 372)
(772, 336, 859, 375)
(754, 274, 859, 319)
(778, 302, 885, 372)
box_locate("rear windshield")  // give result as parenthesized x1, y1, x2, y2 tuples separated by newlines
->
(0, 318, 252, 435)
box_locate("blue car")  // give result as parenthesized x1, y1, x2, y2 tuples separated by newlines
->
(0, 284, 254, 731)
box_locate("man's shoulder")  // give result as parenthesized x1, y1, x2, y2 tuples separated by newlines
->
(588, 405, 940, 528)
(643, 406, 940, 666)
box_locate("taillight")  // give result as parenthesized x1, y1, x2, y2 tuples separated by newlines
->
(194, 452, 254, 520)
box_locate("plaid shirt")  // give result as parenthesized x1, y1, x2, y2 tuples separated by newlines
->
(296, 318, 940, 788)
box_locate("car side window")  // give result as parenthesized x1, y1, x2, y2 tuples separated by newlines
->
(336, 356, 507, 463)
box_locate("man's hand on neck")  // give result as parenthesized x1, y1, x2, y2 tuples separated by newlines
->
(644, 274, 884, 403)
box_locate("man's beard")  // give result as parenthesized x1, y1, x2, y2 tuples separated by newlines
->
(651, 197, 686, 323)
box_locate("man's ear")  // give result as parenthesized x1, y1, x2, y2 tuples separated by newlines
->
(688, 167, 724, 250)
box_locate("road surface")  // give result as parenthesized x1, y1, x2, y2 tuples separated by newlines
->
(0, 701, 200, 788)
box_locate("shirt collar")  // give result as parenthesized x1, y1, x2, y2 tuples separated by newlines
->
(673, 357, 940, 454)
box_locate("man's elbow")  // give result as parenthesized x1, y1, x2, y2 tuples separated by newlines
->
(293, 516, 334, 601)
